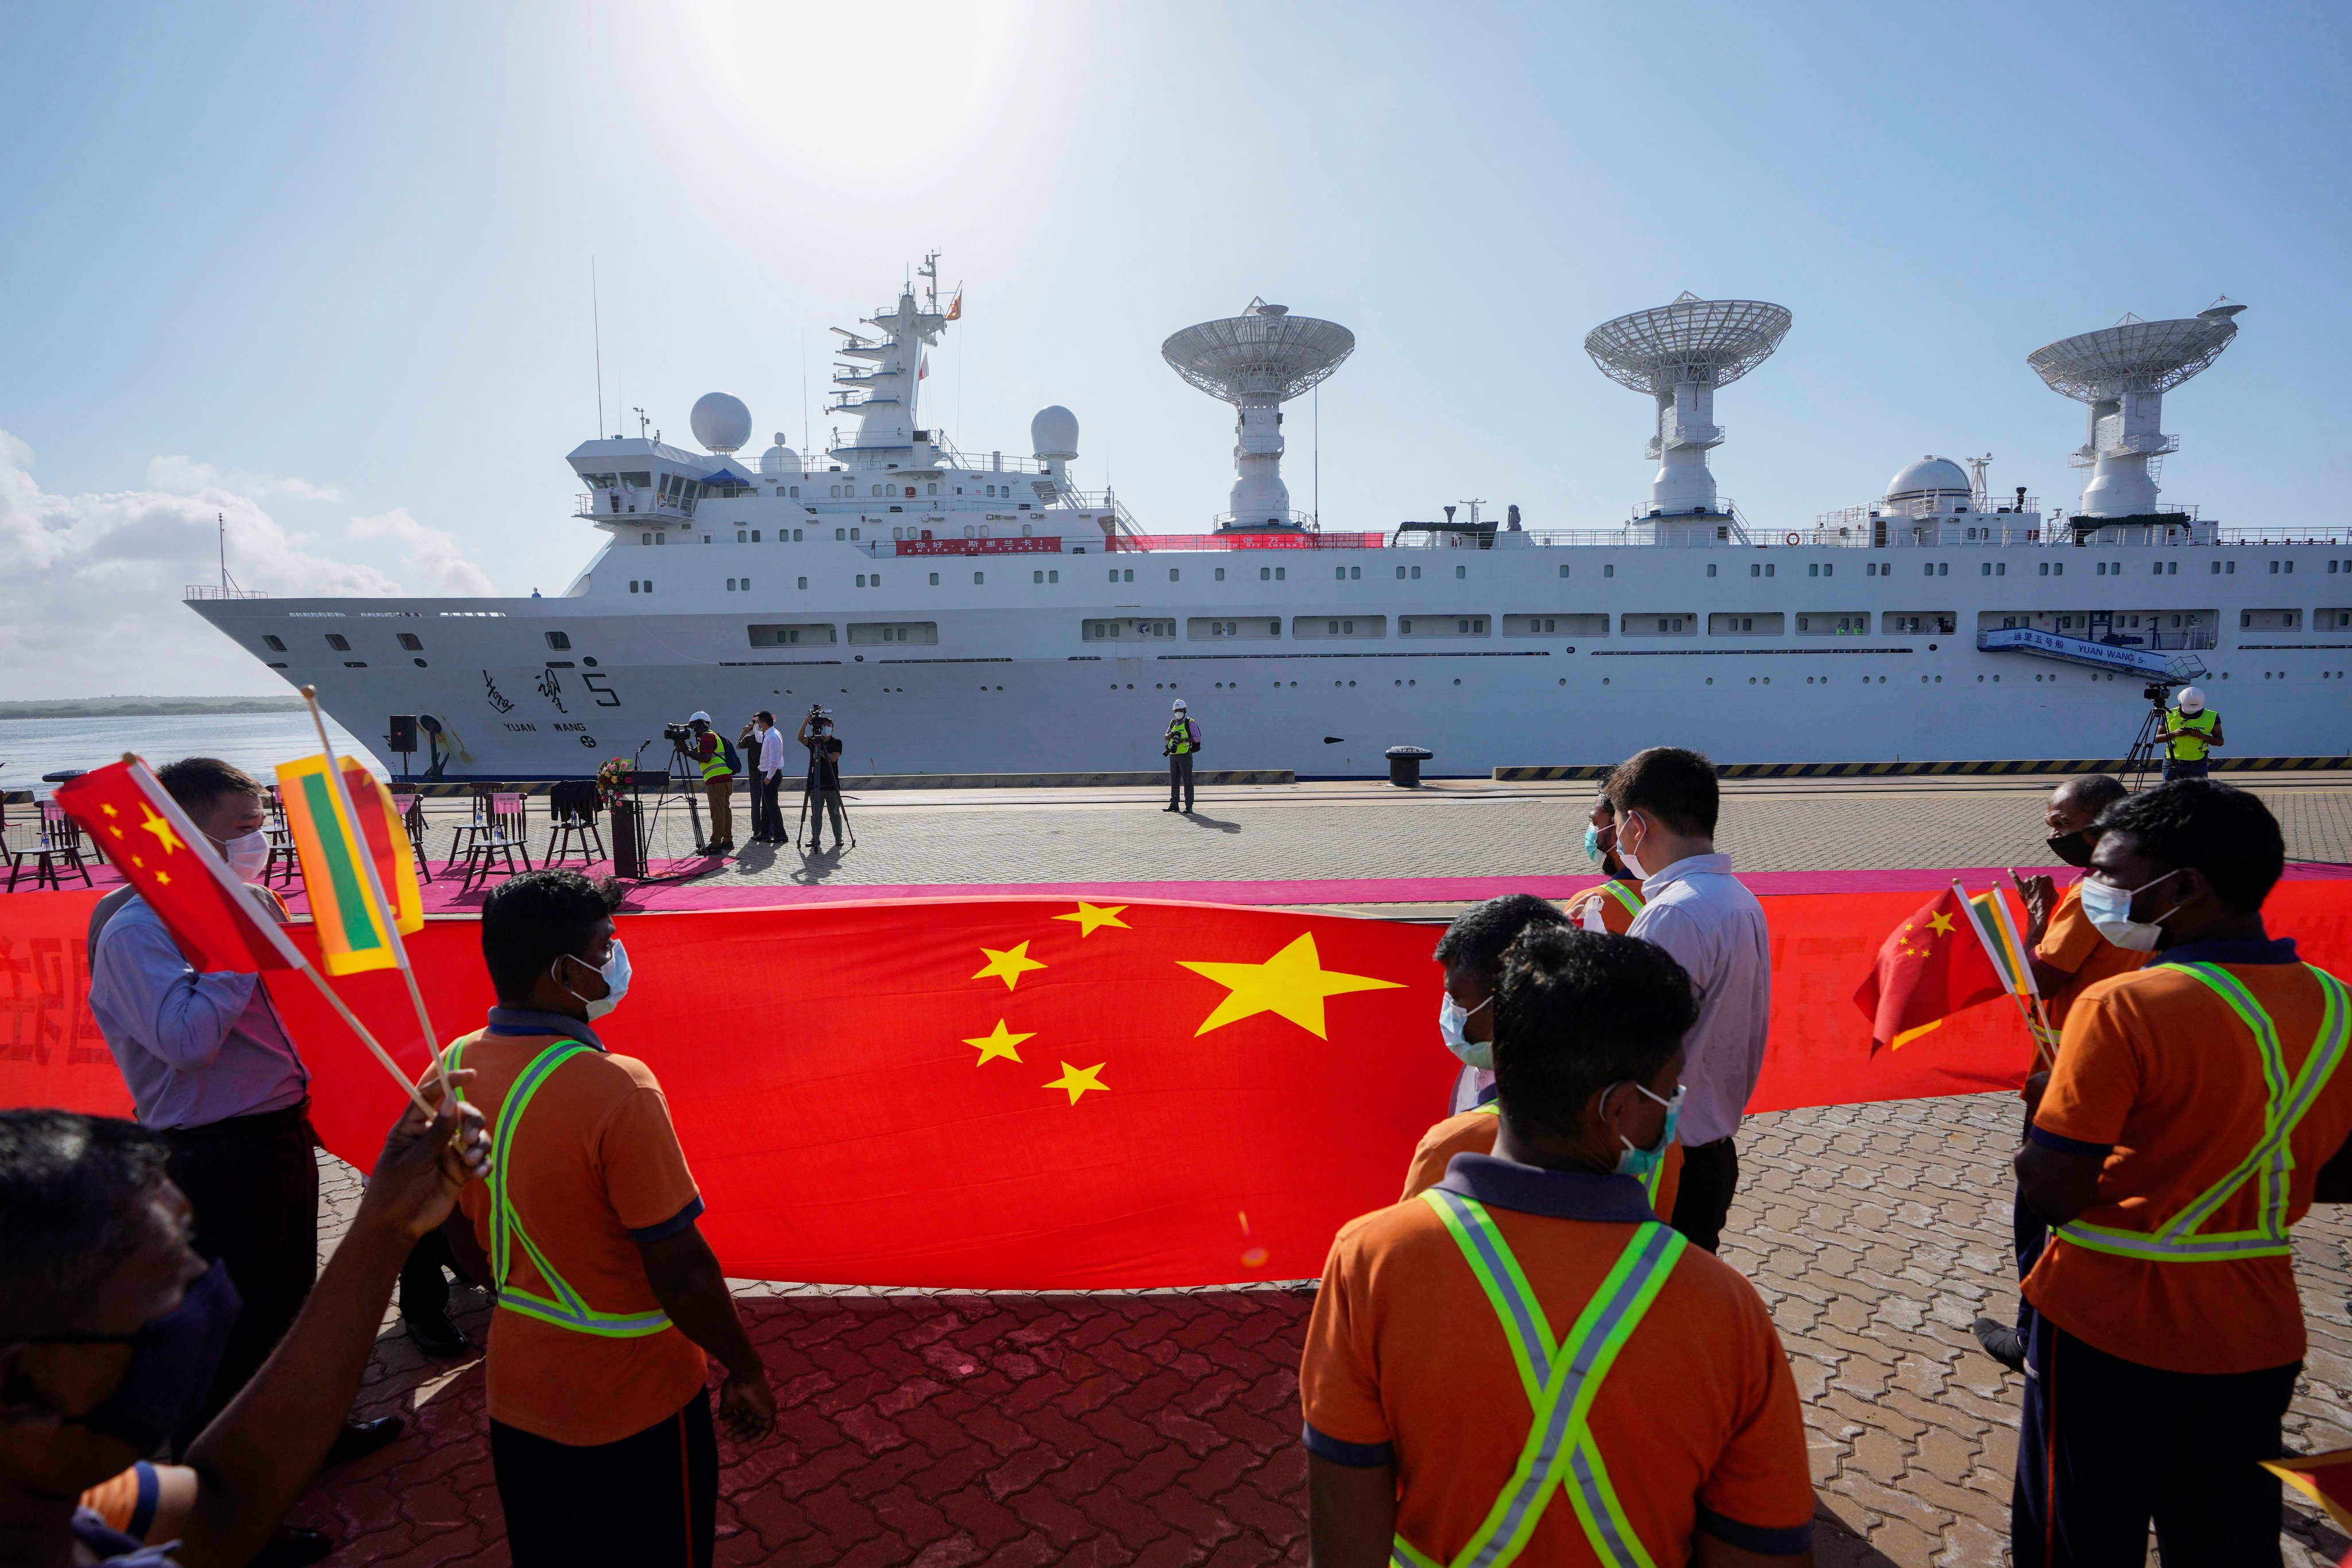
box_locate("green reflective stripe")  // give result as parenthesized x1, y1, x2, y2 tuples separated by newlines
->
(1404, 1191, 1682, 1568)
(1602, 882, 1644, 919)
(486, 1040, 678, 1340)
(1640, 1152, 1666, 1207)
(2056, 963, 2349, 1264)
(1392, 1540, 1444, 1568)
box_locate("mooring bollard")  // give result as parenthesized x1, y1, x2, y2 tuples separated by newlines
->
(1385, 745, 1433, 787)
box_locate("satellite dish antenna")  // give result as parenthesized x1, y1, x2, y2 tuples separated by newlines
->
(1161, 301, 1354, 529)
(2027, 302, 2245, 519)
(1585, 293, 1791, 518)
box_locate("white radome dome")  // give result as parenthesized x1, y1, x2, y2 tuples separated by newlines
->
(1031, 405, 1079, 461)
(690, 392, 754, 454)
(758, 434, 798, 478)
(1884, 455, 1973, 504)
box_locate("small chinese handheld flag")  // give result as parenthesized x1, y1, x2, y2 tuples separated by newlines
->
(274, 755, 421, 976)
(2265, 1449, 2352, 1542)
(55, 760, 303, 974)
(1853, 886, 2006, 1051)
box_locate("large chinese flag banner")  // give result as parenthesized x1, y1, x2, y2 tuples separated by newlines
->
(9, 882, 2350, 1287)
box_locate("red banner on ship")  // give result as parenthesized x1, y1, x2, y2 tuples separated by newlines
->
(7, 884, 2350, 1287)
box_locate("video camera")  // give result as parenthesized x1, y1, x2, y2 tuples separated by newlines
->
(662, 720, 698, 745)
(2141, 680, 2180, 705)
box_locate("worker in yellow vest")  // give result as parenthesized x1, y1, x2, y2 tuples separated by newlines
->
(2161, 686, 2221, 782)
(687, 711, 735, 854)
(1571, 795, 1648, 934)
(1161, 698, 1201, 814)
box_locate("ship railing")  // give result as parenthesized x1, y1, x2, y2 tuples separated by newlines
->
(2206, 524, 2352, 544)
(183, 584, 269, 600)
(1106, 530, 1392, 553)
(890, 535, 1066, 558)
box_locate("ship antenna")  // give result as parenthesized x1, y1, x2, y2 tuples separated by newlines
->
(1313, 384, 1320, 528)
(591, 257, 605, 437)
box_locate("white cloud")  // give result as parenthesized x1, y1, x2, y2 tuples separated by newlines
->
(146, 454, 347, 504)
(0, 432, 488, 697)
(346, 508, 495, 596)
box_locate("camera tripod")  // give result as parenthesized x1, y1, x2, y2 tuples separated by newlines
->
(2121, 681, 2183, 792)
(616, 737, 721, 883)
(794, 742, 856, 852)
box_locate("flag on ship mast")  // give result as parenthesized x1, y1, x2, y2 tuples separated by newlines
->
(945, 287, 962, 322)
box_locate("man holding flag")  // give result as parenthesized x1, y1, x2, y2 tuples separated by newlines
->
(84, 760, 402, 1476)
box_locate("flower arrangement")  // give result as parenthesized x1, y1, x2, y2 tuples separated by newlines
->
(595, 756, 634, 808)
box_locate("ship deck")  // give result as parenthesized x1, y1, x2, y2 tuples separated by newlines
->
(281, 773, 2352, 1567)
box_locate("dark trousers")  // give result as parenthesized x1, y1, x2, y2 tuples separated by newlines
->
(2013, 1314, 2296, 1567)
(492, 1389, 717, 1568)
(400, 1229, 457, 1322)
(163, 1102, 319, 1451)
(2163, 759, 2211, 782)
(750, 770, 783, 841)
(804, 774, 845, 845)
(1670, 1136, 1738, 1253)
(1168, 752, 1195, 812)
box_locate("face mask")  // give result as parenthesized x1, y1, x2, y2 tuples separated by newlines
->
(49, 1261, 241, 1456)
(1438, 991, 1492, 1069)
(222, 829, 270, 881)
(2078, 869, 2184, 953)
(1611, 1082, 1685, 1179)
(1583, 825, 1605, 867)
(1617, 812, 1648, 881)
(2046, 830, 2094, 869)
(557, 942, 630, 1020)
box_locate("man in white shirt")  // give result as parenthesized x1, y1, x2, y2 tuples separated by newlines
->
(748, 710, 788, 844)
(1608, 746, 1771, 1253)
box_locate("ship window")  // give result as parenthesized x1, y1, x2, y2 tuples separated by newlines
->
(325, 634, 351, 651)
(872, 485, 883, 497)
(797, 577, 808, 589)
(1261, 567, 1271, 581)
(262, 635, 287, 651)
(1034, 570, 1044, 584)
(836, 528, 847, 540)
(1215, 567, 1226, 581)
(974, 571, 985, 585)
(544, 631, 571, 650)
(1351, 566, 1362, 580)
(830, 485, 841, 497)
(737, 530, 748, 542)
(850, 528, 860, 540)
(792, 528, 804, 540)
(1335, 566, 1346, 581)
(628, 581, 638, 593)
(623, 472, 651, 488)
(928, 484, 937, 496)
(1455, 565, 1466, 579)
(1708, 564, 1717, 577)
(929, 572, 940, 585)
(397, 633, 423, 651)
(1277, 567, 1286, 580)
(1751, 564, 1760, 577)
(1809, 563, 1818, 577)
(640, 533, 651, 546)
(856, 574, 867, 587)
(1412, 565, 1422, 579)
(1558, 565, 1568, 578)
(655, 533, 665, 545)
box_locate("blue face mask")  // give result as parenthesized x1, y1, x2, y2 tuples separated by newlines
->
(1611, 1082, 1685, 1179)
(1438, 991, 1492, 1069)
(1582, 825, 1605, 867)
(45, 1260, 242, 1457)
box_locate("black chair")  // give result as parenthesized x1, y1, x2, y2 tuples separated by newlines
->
(542, 780, 608, 867)
(455, 790, 532, 891)
(392, 791, 434, 884)
(260, 785, 302, 889)
(5, 801, 96, 891)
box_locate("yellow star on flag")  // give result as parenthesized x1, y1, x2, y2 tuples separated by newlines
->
(1928, 912, 1956, 935)
(972, 941, 1048, 990)
(1043, 1060, 1108, 1104)
(138, 805, 186, 858)
(964, 1019, 1033, 1066)
(1052, 902, 1130, 937)
(1179, 932, 1405, 1039)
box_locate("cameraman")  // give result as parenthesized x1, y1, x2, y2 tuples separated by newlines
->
(795, 706, 847, 852)
(685, 712, 735, 855)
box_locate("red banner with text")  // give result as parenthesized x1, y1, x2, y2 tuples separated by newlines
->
(7, 883, 2349, 1287)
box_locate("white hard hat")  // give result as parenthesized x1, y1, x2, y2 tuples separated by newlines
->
(1172, 698, 1187, 709)
(689, 710, 711, 723)
(2177, 687, 2207, 714)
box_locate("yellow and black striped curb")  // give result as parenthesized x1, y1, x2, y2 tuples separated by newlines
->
(1493, 757, 2352, 782)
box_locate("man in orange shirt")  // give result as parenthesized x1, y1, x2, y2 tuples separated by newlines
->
(1435, 894, 1569, 1115)
(1569, 794, 1647, 934)
(437, 870, 775, 1568)
(1304, 926, 1815, 1567)
(2011, 781, 2352, 1566)
(1974, 774, 2139, 1371)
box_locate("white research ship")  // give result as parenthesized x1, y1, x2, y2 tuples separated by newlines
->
(188, 268, 2352, 781)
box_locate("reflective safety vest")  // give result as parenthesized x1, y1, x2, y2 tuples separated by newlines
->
(2054, 962, 2349, 1264)
(1600, 881, 1644, 921)
(1166, 717, 1196, 756)
(2164, 708, 2218, 761)
(443, 1037, 677, 1338)
(698, 732, 733, 779)
(1394, 1189, 1686, 1568)
(1469, 1102, 1669, 1211)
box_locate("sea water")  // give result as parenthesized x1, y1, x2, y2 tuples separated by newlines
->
(0, 712, 391, 793)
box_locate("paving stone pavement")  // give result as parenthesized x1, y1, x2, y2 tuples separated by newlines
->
(410, 774, 2352, 893)
(306, 1088, 2352, 1566)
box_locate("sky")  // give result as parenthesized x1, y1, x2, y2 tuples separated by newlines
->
(2, 1, 2347, 697)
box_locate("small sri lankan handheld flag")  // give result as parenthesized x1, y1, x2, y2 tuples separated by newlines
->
(274, 755, 422, 976)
